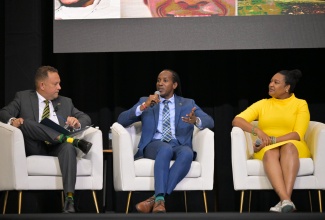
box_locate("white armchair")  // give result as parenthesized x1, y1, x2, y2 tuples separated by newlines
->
(0, 122, 103, 214)
(231, 121, 325, 213)
(111, 121, 214, 213)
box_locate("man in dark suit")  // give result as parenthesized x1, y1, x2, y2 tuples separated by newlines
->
(117, 69, 214, 213)
(0, 66, 92, 213)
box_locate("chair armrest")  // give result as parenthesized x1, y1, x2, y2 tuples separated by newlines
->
(111, 122, 136, 191)
(81, 127, 103, 189)
(231, 126, 250, 190)
(192, 127, 214, 189)
(306, 121, 325, 188)
(0, 122, 29, 190)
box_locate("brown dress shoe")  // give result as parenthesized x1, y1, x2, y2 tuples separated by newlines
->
(152, 200, 166, 213)
(135, 196, 155, 213)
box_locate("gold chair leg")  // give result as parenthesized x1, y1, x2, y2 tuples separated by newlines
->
(184, 191, 188, 213)
(318, 190, 322, 213)
(248, 190, 252, 213)
(61, 191, 64, 208)
(18, 191, 22, 214)
(240, 191, 244, 213)
(3, 191, 8, 214)
(203, 191, 208, 213)
(308, 190, 313, 212)
(126, 191, 132, 214)
(92, 191, 99, 213)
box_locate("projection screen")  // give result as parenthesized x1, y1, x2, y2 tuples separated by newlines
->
(53, 0, 325, 53)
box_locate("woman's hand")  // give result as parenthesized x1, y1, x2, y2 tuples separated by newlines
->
(253, 128, 272, 152)
(255, 129, 272, 147)
(253, 143, 264, 153)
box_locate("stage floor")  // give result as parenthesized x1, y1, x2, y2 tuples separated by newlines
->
(0, 212, 324, 220)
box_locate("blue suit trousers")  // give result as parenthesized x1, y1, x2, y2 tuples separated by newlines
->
(144, 139, 193, 196)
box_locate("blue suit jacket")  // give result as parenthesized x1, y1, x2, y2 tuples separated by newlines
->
(117, 95, 214, 160)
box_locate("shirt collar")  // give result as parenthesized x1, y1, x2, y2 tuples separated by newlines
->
(160, 95, 175, 104)
(36, 92, 50, 104)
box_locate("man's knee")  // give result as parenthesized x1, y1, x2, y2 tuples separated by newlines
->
(158, 146, 173, 158)
(58, 143, 77, 156)
(180, 148, 193, 162)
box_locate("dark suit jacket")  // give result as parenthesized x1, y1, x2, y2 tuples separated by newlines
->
(0, 90, 91, 129)
(117, 95, 214, 159)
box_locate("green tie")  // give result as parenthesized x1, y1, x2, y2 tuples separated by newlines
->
(41, 100, 50, 120)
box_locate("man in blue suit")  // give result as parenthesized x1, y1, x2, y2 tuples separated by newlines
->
(117, 69, 214, 213)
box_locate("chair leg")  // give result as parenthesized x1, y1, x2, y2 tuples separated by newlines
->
(126, 191, 132, 214)
(2, 191, 8, 214)
(248, 190, 252, 213)
(183, 191, 188, 213)
(61, 191, 64, 209)
(318, 190, 322, 213)
(92, 191, 99, 213)
(18, 191, 22, 214)
(240, 191, 244, 213)
(308, 190, 313, 212)
(203, 191, 208, 213)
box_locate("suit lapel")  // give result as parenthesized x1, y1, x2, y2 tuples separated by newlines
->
(30, 91, 39, 122)
(174, 95, 182, 127)
(52, 98, 64, 126)
(153, 103, 160, 128)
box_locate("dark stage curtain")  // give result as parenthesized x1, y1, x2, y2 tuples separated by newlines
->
(2, 0, 325, 214)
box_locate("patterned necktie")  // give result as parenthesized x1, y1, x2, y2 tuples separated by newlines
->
(41, 100, 50, 120)
(161, 100, 172, 142)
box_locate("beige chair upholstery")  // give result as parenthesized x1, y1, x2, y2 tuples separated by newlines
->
(0, 122, 103, 214)
(231, 121, 325, 213)
(111, 121, 214, 213)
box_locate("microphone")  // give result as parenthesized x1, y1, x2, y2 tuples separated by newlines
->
(54, 103, 61, 112)
(150, 91, 160, 107)
(255, 139, 262, 147)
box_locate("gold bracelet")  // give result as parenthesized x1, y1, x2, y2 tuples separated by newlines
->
(270, 136, 276, 144)
(251, 125, 257, 136)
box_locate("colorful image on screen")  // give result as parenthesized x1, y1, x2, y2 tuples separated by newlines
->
(54, 0, 325, 19)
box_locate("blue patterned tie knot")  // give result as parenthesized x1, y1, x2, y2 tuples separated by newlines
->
(161, 100, 172, 142)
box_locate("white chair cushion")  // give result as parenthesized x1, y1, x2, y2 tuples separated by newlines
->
(247, 158, 314, 176)
(134, 158, 201, 178)
(125, 124, 142, 155)
(27, 155, 92, 176)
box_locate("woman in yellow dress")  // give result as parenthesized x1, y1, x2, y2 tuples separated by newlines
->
(232, 69, 310, 213)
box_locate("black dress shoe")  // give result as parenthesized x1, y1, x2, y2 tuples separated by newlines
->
(63, 197, 75, 213)
(73, 139, 92, 154)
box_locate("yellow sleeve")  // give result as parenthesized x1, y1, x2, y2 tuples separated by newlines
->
(294, 100, 310, 140)
(236, 99, 266, 122)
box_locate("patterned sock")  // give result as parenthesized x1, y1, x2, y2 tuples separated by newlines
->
(66, 136, 74, 144)
(66, 192, 74, 201)
(58, 134, 66, 143)
(155, 193, 164, 202)
(58, 134, 76, 145)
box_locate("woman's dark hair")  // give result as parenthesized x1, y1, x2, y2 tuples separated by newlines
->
(164, 69, 182, 96)
(278, 69, 302, 93)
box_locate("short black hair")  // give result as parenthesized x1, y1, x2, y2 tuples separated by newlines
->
(164, 69, 182, 96)
(278, 69, 302, 93)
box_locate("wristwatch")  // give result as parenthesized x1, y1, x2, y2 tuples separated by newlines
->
(9, 118, 17, 125)
(195, 117, 200, 126)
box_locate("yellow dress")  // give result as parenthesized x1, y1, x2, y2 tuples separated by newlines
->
(236, 94, 311, 160)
